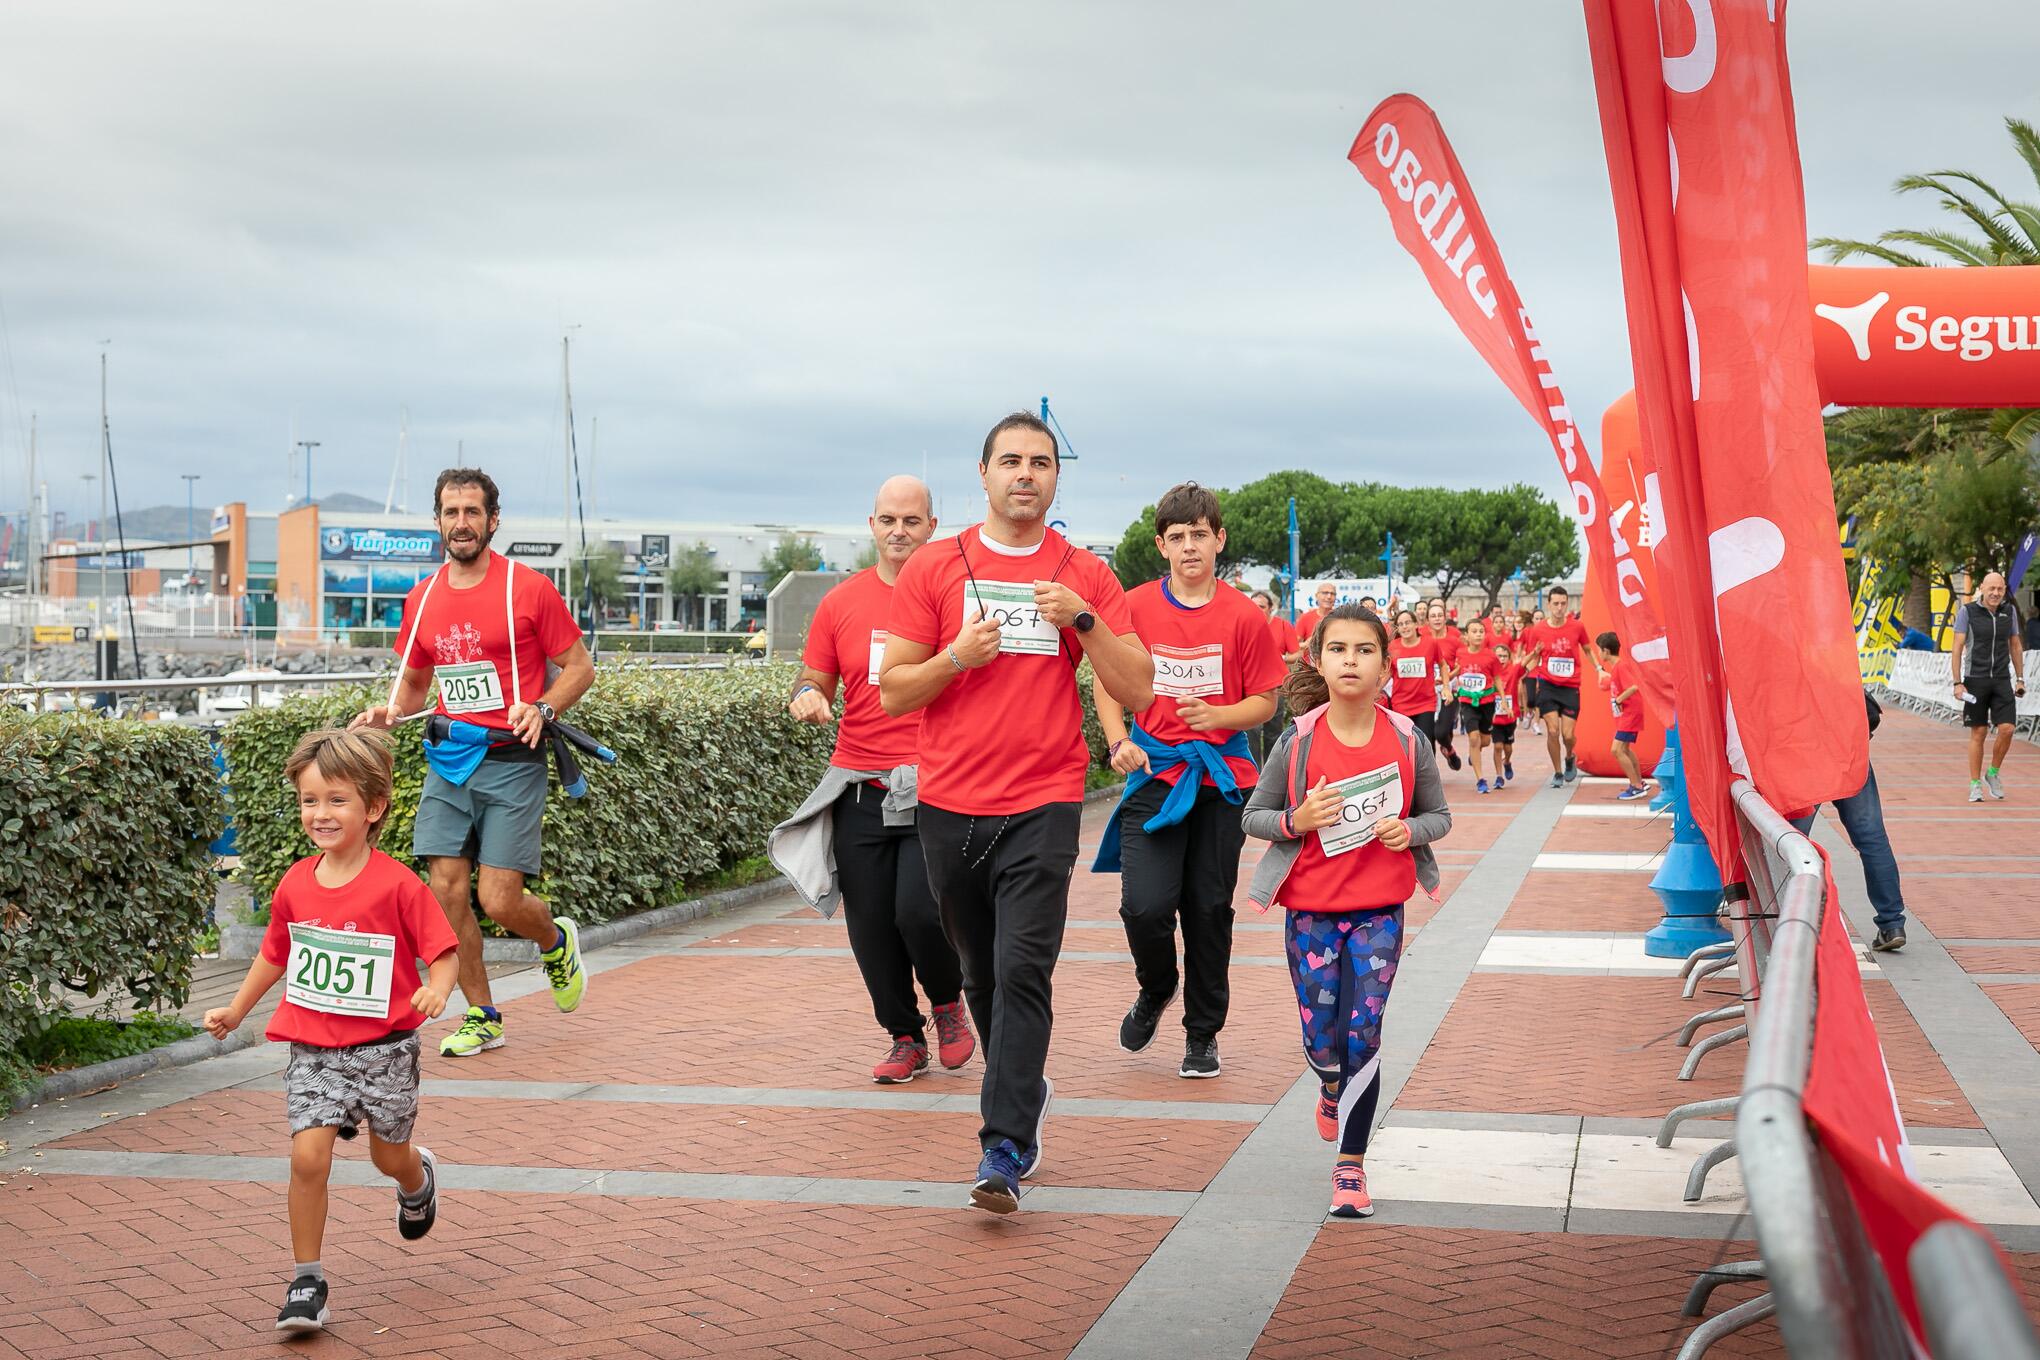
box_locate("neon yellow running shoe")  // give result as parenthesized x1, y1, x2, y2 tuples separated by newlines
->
(542, 917, 586, 1013)
(439, 1006, 505, 1057)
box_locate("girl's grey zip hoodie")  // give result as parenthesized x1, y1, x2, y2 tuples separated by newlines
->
(1242, 701, 1452, 912)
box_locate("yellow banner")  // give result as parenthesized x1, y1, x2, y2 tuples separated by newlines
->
(32, 625, 86, 644)
(1851, 553, 1904, 684)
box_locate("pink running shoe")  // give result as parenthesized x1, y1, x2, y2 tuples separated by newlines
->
(931, 1000, 976, 1069)
(872, 1036, 929, 1084)
(1315, 1089, 1339, 1142)
(1329, 1162, 1374, 1218)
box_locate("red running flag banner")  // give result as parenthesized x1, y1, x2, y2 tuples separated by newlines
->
(1583, 0, 1867, 866)
(1348, 94, 1673, 726)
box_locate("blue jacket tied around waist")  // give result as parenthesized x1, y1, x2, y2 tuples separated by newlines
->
(1092, 724, 1252, 873)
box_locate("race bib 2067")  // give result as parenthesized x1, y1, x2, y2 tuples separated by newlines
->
(1318, 761, 1405, 859)
(961, 581, 1061, 656)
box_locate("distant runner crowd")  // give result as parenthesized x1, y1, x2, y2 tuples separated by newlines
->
(198, 413, 2016, 1334)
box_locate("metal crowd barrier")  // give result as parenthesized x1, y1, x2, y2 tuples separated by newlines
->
(1876, 651, 2040, 739)
(1716, 777, 2040, 1359)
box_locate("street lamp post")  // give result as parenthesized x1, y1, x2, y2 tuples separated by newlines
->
(296, 441, 320, 507)
(181, 474, 201, 581)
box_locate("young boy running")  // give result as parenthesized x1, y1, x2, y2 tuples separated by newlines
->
(1489, 641, 1523, 785)
(1095, 483, 1285, 1078)
(204, 728, 460, 1334)
(1450, 619, 1500, 794)
(1597, 632, 1652, 800)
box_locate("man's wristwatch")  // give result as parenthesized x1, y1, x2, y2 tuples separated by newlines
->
(1073, 609, 1096, 633)
(535, 701, 556, 723)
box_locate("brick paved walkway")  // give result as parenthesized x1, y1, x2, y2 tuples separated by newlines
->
(6, 708, 2039, 1358)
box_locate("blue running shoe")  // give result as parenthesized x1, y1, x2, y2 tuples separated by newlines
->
(1617, 784, 1653, 801)
(1475, 778, 1489, 795)
(971, 1140, 1025, 1215)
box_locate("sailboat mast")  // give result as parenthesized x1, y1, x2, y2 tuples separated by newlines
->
(562, 335, 573, 616)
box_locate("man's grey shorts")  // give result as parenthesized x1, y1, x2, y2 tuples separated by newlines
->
(285, 1031, 422, 1142)
(413, 757, 548, 876)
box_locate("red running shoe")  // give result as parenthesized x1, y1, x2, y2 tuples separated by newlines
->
(1315, 1088, 1339, 1142)
(872, 1036, 929, 1084)
(931, 1000, 976, 1069)
(1329, 1162, 1374, 1218)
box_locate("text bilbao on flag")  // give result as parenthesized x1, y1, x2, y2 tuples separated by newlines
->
(1347, 95, 1674, 727)
(1801, 856, 1980, 1343)
(1584, 0, 1867, 864)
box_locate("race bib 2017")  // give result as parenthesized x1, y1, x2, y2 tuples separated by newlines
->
(1152, 643, 1225, 699)
(1395, 656, 1427, 679)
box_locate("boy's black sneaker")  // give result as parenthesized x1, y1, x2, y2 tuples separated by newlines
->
(398, 1146, 438, 1241)
(1118, 985, 1177, 1053)
(275, 1276, 329, 1334)
(1180, 1037, 1221, 1079)
(1871, 928, 1907, 953)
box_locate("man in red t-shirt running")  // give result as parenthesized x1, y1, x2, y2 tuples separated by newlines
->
(1093, 483, 1285, 1079)
(353, 468, 596, 1057)
(1295, 582, 1338, 639)
(1518, 584, 1591, 787)
(773, 475, 975, 1085)
(881, 411, 1154, 1215)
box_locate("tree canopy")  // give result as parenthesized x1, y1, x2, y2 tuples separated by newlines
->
(760, 533, 824, 592)
(664, 540, 721, 628)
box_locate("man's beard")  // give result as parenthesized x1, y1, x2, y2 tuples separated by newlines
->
(444, 526, 492, 562)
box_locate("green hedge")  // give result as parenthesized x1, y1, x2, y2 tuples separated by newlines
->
(223, 662, 839, 914)
(226, 658, 1115, 913)
(0, 711, 226, 1099)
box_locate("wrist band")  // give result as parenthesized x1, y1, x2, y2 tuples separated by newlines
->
(947, 646, 967, 673)
(1282, 809, 1296, 839)
(1108, 738, 1125, 757)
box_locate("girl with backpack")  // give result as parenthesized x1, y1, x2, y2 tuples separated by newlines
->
(1242, 604, 1453, 1218)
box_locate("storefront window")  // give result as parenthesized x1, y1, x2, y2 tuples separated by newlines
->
(323, 596, 368, 630)
(323, 564, 370, 596)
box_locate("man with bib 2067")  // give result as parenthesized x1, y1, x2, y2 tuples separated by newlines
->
(767, 475, 976, 1086)
(880, 411, 1155, 1215)
(354, 468, 595, 1056)
(1092, 483, 1283, 1081)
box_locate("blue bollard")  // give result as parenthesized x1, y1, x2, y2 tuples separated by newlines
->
(1643, 724, 1730, 958)
(1649, 725, 1677, 812)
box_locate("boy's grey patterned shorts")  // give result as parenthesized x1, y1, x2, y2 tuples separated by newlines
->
(285, 1030, 422, 1142)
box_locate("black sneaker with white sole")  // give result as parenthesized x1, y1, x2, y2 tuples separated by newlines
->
(1180, 1037, 1221, 1079)
(397, 1146, 437, 1241)
(1118, 987, 1177, 1054)
(276, 1276, 329, 1334)
(1871, 928, 1907, 953)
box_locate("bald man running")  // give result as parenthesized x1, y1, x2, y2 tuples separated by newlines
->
(770, 476, 975, 1083)
(1953, 571, 2027, 801)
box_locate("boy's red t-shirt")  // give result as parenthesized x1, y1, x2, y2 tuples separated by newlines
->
(1491, 660, 1527, 724)
(397, 553, 582, 733)
(887, 526, 1134, 815)
(260, 850, 460, 1048)
(1451, 645, 1502, 705)
(802, 566, 921, 770)
(1125, 579, 1287, 789)
(1609, 656, 1645, 731)
(1386, 636, 1441, 717)
(1277, 709, 1418, 914)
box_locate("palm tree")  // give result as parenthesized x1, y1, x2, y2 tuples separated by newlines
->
(1812, 116, 2040, 454)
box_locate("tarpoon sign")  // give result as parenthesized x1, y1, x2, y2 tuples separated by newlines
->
(320, 528, 442, 563)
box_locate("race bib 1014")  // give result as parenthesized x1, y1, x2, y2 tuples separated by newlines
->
(1152, 642, 1224, 699)
(284, 923, 396, 1019)
(1318, 761, 1405, 859)
(1546, 655, 1577, 679)
(962, 581, 1061, 656)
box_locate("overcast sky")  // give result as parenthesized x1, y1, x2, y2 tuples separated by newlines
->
(1, 3, 2034, 541)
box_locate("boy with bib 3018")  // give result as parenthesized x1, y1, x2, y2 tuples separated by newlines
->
(204, 728, 460, 1336)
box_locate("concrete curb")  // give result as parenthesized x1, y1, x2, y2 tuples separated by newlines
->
(23, 780, 1127, 1113)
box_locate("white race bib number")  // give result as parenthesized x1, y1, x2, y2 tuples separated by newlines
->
(285, 923, 396, 1018)
(1152, 642, 1224, 699)
(962, 581, 1061, 656)
(436, 661, 505, 714)
(1395, 656, 1427, 679)
(1318, 761, 1405, 859)
(867, 629, 887, 686)
(1496, 694, 1515, 720)
(1547, 655, 1577, 680)
(1457, 670, 1488, 695)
